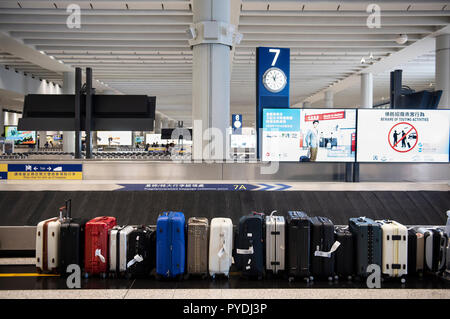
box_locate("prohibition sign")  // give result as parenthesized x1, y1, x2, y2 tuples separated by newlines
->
(388, 122, 418, 153)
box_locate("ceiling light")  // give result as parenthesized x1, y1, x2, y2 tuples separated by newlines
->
(395, 34, 408, 45)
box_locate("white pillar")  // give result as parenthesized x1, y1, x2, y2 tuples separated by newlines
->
(62, 71, 75, 153)
(436, 34, 450, 108)
(0, 107, 3, 136)
(161, 117, 169, 130)
(38, 131, 47, 148)
(360, 73, 373, 108)
(169, 120, 176, 128)
(324, 90, 334, 108)
(154, 113, 162, 134)
(192, 0, 231, 160)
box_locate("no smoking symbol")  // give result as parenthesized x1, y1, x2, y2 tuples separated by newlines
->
(388, 122, 418, 153)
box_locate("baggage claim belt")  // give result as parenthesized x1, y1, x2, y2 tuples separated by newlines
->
(2, 164, 82, 180)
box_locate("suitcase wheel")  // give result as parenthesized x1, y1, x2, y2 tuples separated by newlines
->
(84, 272, 89, 279)
(327, 276, 333, 282)
(401, 277, 406, 284)
(334, 275, 339, 281)
(309, 276, 314, 282)
(101, 273, 107, 279)
(347, 275, 352, 281)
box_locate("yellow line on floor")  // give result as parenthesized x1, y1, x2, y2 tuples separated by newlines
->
(0, 273, 60, 277)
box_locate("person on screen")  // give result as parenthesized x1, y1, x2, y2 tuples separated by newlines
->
(401, 130, 406, 148)
(393, 130, 399, 147)
(305, 120, 319, 161)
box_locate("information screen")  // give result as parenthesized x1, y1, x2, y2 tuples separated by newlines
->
(5, 126, 36, 145)
(97, 131, 132, 146)
(357, 109, 450, 163)
(262, 108, 357, 162)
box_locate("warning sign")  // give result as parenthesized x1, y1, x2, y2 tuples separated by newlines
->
(388, 122, 418, 153)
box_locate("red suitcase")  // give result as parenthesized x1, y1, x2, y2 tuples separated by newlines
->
(84, 216, 117, 277)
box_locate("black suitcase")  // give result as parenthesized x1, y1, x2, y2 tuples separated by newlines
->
(235, 212, 265, 278)
(310, 216, 336, 280)
(408, 228, 419, 275)
(59, 200, 87, 274)
(126, 225, 156, 278)
(286, 211, 311, 281)
(334, 226, 354, 280)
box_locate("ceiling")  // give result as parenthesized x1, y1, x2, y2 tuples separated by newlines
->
(0, 0, 449, 127)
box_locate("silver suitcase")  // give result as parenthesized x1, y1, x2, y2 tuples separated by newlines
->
(265, 212, 285, 274)
(109, 225, 135, 274)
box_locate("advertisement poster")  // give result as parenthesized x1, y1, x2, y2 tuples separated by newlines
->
(5, 126, 36, 145)
(262, 108, 356, 162)
(97, 131, 132, 146)
(357, 109, 450, 162)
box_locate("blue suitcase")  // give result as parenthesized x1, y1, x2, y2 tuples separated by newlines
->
(156, 212, 186, 278)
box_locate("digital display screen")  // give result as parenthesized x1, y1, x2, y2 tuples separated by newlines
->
(262, 108, 357, 162)
(357, 109, 450, 162)
(97, 131, 132, 146)
(5, 126, 36, 145)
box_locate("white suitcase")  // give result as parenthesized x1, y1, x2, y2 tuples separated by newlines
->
(36, 217, 62, 273)
(265, 212, 285, 274)
(377, 220, 408, 278)
(208, 218, 233, 278)
(109, 225, 135, 273)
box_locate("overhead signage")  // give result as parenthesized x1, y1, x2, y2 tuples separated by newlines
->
(232, 114, 243, 135)
(305, 111, 346, 122)
(5, 164, 83, 180)
(117, 183, 292, 191)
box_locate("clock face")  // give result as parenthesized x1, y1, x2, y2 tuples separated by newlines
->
(262, 67, 287, 93)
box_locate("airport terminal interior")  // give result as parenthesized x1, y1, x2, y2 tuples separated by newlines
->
(0, 0, 449, 301)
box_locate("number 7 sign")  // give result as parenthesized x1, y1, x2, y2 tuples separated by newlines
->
(269, 48, 280, 66)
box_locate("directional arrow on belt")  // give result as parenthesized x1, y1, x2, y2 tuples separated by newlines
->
(258, 183, 275, 191)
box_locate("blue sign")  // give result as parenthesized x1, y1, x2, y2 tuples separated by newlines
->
(263, 108, 300, 132)
(256, 47, 290, 159)
(8, 164, 83, 172)
(117, 183, 291, 191)
(232, 114, 242, 135)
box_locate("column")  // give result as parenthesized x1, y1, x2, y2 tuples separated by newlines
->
(360, 73, 373, 108)
(192, 0, 231, 161)
(169, 120, 176, 128)
(324, 90, 334, 108)
(154, 113, 162, 134)
(161, 117, 169, 130)
(38, 131, 47, 148)
(62, 71, 75, 153)
(436, 34, 450, 108)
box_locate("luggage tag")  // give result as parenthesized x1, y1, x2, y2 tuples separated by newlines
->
(95, 249, 106, 263)
(236, 246, 254, 255)
(127, 255, 144, 268)
(314, 241, 341, 258)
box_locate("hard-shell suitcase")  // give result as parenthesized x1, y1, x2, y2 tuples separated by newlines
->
(187, 217, 209, 276)
(209, 218, 233, 278)
(377, 220, 408, 280)
(109, 225, 135, 275)
(334, 226, 354, 280)
(418, 227, 447, 273)
(36, 214, 62, 273)
(126, 225, 156, 278)
(445, 211, 450, 278)
(349, 217, 382, 277)
(59, 199, 88, 274)
(265, 211, 285, 275)
(235, 212, 265, 278)
(310, 216, 338, 280)
(407, 228, 425, 275)
(286, 211, 311, 281)
(156, 212, 186, 279)
(84, 216, 117, 277)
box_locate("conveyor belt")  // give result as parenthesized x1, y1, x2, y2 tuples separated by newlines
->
(0, 191, 448, 226)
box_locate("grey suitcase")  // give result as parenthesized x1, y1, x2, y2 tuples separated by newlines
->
(349, 217, 382, 277)
(265, 211, 285, 275)
(187, 217, 209, 276)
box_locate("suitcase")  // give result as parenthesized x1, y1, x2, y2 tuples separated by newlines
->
(265, 212, 285, 275)
(59, 199, 88, 274)
(208, 218, 233, 278)
(407, 228, 425, 275)
(156, 212, 186, 279)
(334, 226, 354, 280)
(349, 217, 382, 277)
(286, 211, 311, 281)
(310, 216, 337, 280)
(377, 220, 408, 279)
(126, 225, 156, 278)
(84, 216, 117, 277)
(418, 227, 447, 273)
(36, 213, 62, 273)
(187, 217, 209, 276)
(109, 225, 135, 275)
(445, 211, 450, 277)
(235, 212, 265, 278)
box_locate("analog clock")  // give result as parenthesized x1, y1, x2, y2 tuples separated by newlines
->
(262, 67, 287, 93)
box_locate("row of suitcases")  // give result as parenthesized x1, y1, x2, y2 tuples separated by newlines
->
(36, 203, 450, 282)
